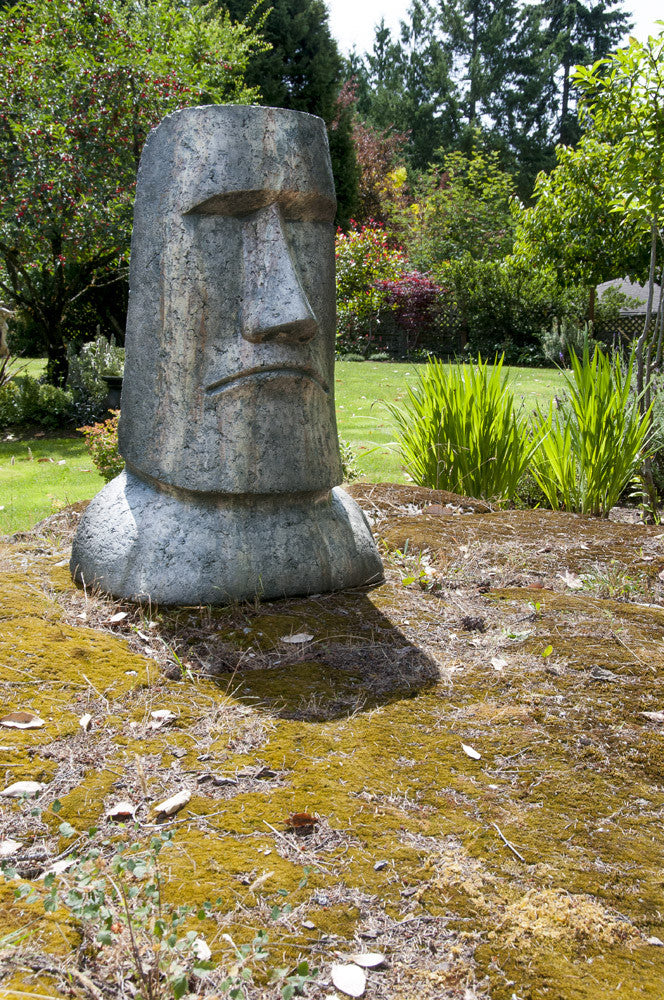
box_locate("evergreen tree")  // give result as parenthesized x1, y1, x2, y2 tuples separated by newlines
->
(350, 3, 458, 170)
(438, 0, 523, 127)
(539, 0, 632, 143)
(221, 0, 357, 225)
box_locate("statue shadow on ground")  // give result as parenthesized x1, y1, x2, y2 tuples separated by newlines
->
(174, 589, 440, 723)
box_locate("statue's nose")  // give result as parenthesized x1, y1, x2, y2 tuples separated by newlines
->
(240, 203, 318, 344)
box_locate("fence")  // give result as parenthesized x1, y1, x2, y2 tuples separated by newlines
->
(341, 310, 463, 359)
(594, 313, 655, 347)
(340, 311, 659, 362)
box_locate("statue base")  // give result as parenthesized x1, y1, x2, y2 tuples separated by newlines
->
(70, 469, 383, 605)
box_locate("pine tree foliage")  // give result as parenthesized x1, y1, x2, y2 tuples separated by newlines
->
(220, 0, 358, 225)
(349, 0, 632, 196)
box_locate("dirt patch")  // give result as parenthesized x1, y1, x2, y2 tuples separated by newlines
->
(2, 487, 664, 998)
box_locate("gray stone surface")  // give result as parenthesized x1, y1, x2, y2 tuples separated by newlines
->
(71, 471, 382, 605)
(71, 104, 383, 605)
(120, 104, 340, 495)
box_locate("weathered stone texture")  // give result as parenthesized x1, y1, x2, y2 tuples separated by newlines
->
(71, 104, 383, 604)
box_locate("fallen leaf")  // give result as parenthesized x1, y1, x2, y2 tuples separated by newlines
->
(0, 839, 21, 857)
(559, 570, 583, 590)
(647, 935, 664, 947)
(461, 743, 481, 760)
(153, 788, 191, 817)
(373, 860, 388, 871)
(254, 766, 277, 780)
(148, 708, 177, 730)
(41, 858, 76, 878)
(56, 459, 66, 465)
(348, 952, 386, 968)
(1, 780, 45, 798)
(191, 937, 211, 961)
(331, 963, 366, 997)
(285, 812, 317, 830)
(640, 711, 664, 723)
(151, 709, 176, 721)
(280, 632, 314, 644)
(106, 801, 136, 821)
(0, 711, 45, 730)
(490, 656, 507, 671)
(589, 666, 619, 682)
(79, 713, 93, 732)
(108, 611, 128, 624)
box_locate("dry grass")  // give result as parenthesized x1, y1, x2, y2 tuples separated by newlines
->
(2, 488, 664, 998)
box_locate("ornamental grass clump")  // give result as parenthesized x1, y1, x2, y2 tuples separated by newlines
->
(390, 355, 534, 501)
(530, 346, 651, 517)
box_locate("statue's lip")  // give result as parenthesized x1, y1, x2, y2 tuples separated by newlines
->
(205, 364, 329, 395)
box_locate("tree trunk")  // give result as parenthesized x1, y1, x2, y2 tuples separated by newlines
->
(637, 218, 659, 519)
(42, 312, 69, 386)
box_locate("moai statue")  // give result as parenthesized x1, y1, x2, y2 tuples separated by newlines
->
(71, 105, 383, 604)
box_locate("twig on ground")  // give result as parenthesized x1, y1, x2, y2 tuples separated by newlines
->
(0, 952, 104, 1000)
(492, 822, 525, 863)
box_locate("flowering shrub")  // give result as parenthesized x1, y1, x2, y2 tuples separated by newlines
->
(0, 0, 265, 382)
(335, 222, 405, 354)
(375, 271, 444, 350)
(78, 410, 124, 481)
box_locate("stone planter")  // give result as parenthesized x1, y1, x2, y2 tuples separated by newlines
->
(102, 374, 123, 411)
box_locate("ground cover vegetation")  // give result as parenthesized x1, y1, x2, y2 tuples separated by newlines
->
(3, 488, 664, 997)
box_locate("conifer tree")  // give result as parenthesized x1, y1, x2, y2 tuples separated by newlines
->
(350, 3, 458, 170)
(221, 0, 357, 225)
(539, 0, 632, 143)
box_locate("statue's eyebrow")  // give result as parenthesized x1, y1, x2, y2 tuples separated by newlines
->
(184, 188, 336, 222)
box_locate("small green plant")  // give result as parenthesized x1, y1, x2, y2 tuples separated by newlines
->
(389, 354, 535, 501)
(339, 438, 361, 481)
(530, 346, 651, 517)
(3, 816, 318, 1000)
(12, 830, 211, 1000)
(78, 409, 124, 481)
(0, 374, 75, 429)
(582, 560, 649, 600)
(539, 318, 600, 366)
(6, 829, 317, 1000)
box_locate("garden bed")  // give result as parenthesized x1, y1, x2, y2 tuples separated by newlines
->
(1, 487, 664, 998)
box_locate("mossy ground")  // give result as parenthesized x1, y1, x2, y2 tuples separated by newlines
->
(2, 491, 664, 998)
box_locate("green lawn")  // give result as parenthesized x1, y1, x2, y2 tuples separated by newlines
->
(8, 356, 47, 380)
(0, 436, 104, 534)
(1, 359, 568, 533)
(335, 359, 568, 482)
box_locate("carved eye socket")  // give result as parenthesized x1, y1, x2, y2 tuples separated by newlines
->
(186, 188, 335, 222)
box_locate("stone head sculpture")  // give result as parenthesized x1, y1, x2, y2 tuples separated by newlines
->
(71, 105, 382, 605)
(120, 104, 341, 495)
